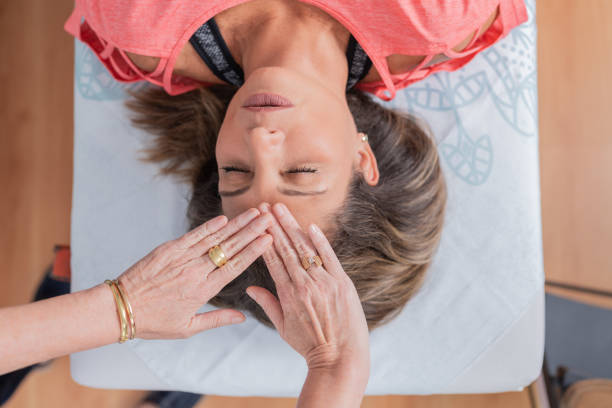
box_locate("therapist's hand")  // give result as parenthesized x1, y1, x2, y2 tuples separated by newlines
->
(246, 203, 370, 374)
(117, 208, 273, 340)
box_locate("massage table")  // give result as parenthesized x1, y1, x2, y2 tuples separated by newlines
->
(70, 0, 543, 395)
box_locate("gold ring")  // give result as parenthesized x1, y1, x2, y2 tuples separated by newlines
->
(208, 245, 228, 268)
(301, 255, 323, 271)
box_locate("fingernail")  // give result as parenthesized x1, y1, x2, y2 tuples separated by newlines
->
(310, 224, 321, 235)
(232, 315, 245, 324)
(211, 215, 227, 229)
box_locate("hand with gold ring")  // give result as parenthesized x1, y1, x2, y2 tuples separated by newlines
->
(246, 203, 370, 403)
(208, 245, 228, 268)
(116, 207, 273, 339)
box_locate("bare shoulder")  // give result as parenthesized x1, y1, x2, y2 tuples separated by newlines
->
(124, 52, 159, 73)
(359, 5, 500, 83)
(125, 45, 228, 84)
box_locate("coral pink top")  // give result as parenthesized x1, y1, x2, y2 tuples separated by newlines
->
(65, 0, 527, 101)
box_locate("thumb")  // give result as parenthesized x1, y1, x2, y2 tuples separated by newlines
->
(246, 286, 284, 332)
(188, 309, 246, 335)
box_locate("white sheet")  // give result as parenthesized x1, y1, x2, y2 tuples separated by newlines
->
(70, 0, 542, 395)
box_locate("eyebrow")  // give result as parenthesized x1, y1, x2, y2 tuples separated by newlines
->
(218, 186, 328, 197)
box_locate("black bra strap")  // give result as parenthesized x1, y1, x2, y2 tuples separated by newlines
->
(189, 18, 244, 86)
(189, 17, 372, 90)
(345, 35, 373, 90)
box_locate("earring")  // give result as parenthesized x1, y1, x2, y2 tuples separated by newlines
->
(360, 133, 369, 143)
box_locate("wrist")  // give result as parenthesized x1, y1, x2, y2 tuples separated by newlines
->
(307, 349, 370, 388)
(308, 360, 369, 384)
(86, 283, 126, 346)
(306, 344, 368, 371)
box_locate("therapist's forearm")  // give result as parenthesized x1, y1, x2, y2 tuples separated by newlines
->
(0, 283, 119, 374)
(297, 362, 369, 408)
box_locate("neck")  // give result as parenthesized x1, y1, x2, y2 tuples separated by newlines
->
(238, 11, 349, 98)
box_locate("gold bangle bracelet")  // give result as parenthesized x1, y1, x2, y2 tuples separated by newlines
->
(114, 279, 136, 340)
(105, 279, 129, 343)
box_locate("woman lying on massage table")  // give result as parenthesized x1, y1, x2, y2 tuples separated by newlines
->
(90, 0, 526, 330)
(1, 204, 369, 407)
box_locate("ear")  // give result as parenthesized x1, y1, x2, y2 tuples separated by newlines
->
(355, 132, 379, 186)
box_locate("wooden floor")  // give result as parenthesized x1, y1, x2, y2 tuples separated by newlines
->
(1, 0, 611, 406)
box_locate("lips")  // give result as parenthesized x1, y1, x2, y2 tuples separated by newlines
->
(242, 93, 293, 112)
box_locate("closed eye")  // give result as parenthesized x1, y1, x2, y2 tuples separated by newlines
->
(221, 166, 318, 174)
(221, 166, 249, 173)
(287, 167, 317, 174)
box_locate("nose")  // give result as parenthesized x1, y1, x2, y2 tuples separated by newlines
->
(245, 127, 284, 203)
(246, 126, 285, 153)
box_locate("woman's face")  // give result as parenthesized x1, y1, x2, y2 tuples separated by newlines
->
(216, 67, 379, 231)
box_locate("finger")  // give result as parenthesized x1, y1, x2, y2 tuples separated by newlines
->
(184, 208, 260, 259)
(262, 246, 291, 287)
(271, 203, 319, 276)
(307, 223, 344, 278)
(207, 234, 273, 293)
(260, 204, 305, 283)
(214, 212, 274, 260)
(187, 309, 246, 335)
(260, 203, 301, 286)
(246, 286, 284, 332)
(178, 215, 228, 248)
